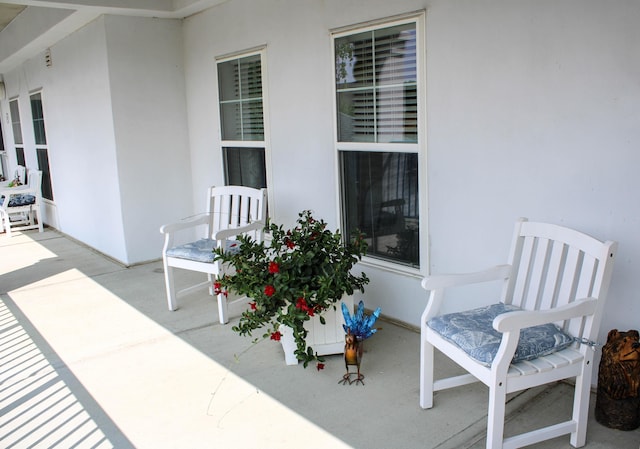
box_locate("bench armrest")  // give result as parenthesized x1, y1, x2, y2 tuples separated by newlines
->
(159, 214, 209, 234)
(493, 298, 597, 333)
(213, 220, 265, 240)
(421, 264, 512, 290)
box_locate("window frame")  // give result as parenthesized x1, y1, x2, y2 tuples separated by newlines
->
(0, 116, 7, 179)
(332, 13, 428, 275)
(9, 98, 24, 169)
(30, 91, 54, 201)
(9, 98, 22, 146)
(216, 47, 271, 193)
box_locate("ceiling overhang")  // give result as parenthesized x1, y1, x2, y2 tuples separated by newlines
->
(0, 0, 230, 75)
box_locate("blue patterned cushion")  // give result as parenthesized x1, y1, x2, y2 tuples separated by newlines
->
(427, 303, 574, 366)
(166, 238, 240, 263)
(1, 194, 36, 207)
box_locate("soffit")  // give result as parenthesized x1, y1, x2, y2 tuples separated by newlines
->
(0, 3, 26, 32)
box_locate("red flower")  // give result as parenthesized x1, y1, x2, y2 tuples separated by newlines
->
(270, 331, 282, 341)
(264, 285, 276, 296)
(285, 238, 295, 249)
(316, 362, 325, 371)
(213, 282, 227, 297)
(249, 302, 257, 310)
(296, 297, 308, 310)
(296, 297, 315, 316)
(268, 261, 280, 274)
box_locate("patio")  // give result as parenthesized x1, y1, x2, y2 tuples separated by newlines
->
(1, 229, 638, 448)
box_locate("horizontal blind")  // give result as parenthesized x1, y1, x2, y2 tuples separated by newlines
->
(9, 100, 23, 145)
(218, 55, 264, 141)
(336, 23, 417, 143)
(30, 93, 47, 145)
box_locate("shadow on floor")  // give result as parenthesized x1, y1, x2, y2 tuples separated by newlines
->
(1, 295, 134, 448)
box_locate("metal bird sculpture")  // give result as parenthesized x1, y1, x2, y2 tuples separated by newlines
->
(339, 301, 381, 385)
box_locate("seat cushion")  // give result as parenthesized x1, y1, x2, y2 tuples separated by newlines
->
(166, 238, 240, 263)
(427, 303, 574, 366)
(1, 194, 36, 207)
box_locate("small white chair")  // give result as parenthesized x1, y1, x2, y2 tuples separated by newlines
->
(420, 218, 617, 449)
(0, 170, 44, 237)
(160, 185, 267, 324)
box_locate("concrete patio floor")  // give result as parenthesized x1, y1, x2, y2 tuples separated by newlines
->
(1, 229, 639, 449)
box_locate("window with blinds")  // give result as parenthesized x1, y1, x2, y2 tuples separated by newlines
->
(218, 54, 264, 141)
(9, 99, 22, 145)
(0, 122, 7, 179)
(31, 93, 47, 145)
(217, 51, 267, 189)
(334, 17, 424, 269)
(9, 99, 25, 171)
(30, 92, 54, 200)
(335, 23, 417, 143)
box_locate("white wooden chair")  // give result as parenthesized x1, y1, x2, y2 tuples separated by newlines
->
(0, 170, 44, 237)
(420, 218, 617, 449)
(160, 186, 267, 324)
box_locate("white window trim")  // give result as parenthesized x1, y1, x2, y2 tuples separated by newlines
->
(331, 12, 428, 277)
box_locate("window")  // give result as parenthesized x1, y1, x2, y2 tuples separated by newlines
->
(217, 51, 267, 189)
(0, 120, 7, 179)
(223, 147, 266, 189)
(31, 93, 47, 145)
(334, 17, 424, 269)
(30, 92, 53, 200)
(9, 99, 24, 166)
(15, 148, 25, 167)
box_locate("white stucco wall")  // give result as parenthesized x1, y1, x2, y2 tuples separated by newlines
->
(183, 0, 640, 340)
(424, 1, 640, 338)
(0, 15, 193, 265)
(47, 18, 130, 260)
(1, 18, 129, 261)
(103, 15, 192, 264)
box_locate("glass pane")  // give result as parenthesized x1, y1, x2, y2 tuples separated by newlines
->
(9, 100, 22, 145)
(241, 99, 264, 140)
(30, 93, 47, 145)
(335, 22, 417, 144)
(37, 148, 54, 200)
(223, 147, 266, 189)
(218, 60, 240, 102)
(374, 24, 417, 86)
(16, 148, 25, 167)
(220, 100, 264, 141)
(335, 31, 374, 88)
(376, 85, 417, 143)
(0, 153, 7, 181)
(220, 102, 242, 140)
(238, 55, 262, 99)
(341, 151, 419, 267)
(337, 90, 375, 142)
(218, 54, 264, 142)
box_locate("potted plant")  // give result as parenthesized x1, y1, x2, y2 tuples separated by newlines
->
(213, 210, 369, 368)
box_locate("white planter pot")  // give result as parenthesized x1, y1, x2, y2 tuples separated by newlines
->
(280, 295, 354, 365)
